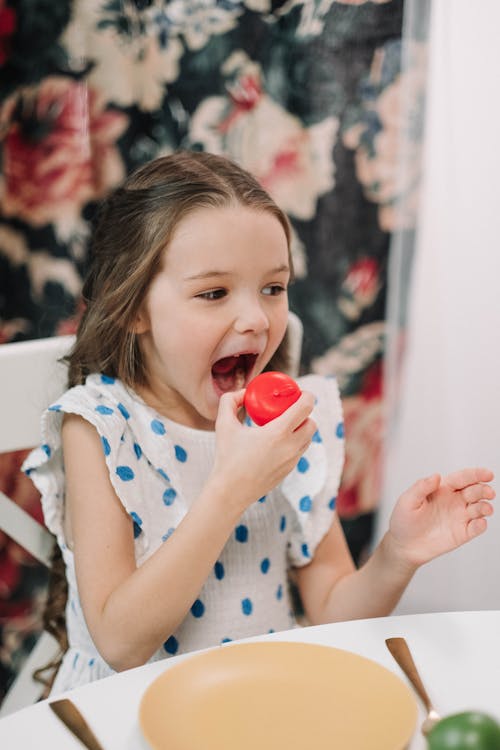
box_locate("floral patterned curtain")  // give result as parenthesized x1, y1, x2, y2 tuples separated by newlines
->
(0, 0, 424, 700)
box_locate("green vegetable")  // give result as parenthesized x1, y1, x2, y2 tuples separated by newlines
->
(428, 711, 500, 749)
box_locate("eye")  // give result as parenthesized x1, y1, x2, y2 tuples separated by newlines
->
(262, 284, 287, 297)
(196, 288, 227, 301)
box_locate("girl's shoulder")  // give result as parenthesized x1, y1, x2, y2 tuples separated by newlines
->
(22, 374, 171, 552)
(47, 373, 138, 413)
(296, 373, 343, 424)
(296, 372, 340, 394)
(23, 373, 145, 479)
(41, 373, 152, 436)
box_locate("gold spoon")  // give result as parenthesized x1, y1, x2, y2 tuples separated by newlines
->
(49, 698, 105, 750)
(385, 637, 441, 735)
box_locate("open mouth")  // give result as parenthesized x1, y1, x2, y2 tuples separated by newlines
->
(211, 353, 258, 393)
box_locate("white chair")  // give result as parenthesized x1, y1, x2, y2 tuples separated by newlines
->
(0, 335, 74, 717)
(286, 311, 303, 378)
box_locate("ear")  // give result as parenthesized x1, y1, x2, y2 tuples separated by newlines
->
(132, 307, 150, 334)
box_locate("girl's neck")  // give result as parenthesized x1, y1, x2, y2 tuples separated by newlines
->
(133, 381, 216, 432)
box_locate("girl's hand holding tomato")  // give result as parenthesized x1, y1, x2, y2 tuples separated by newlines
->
(211, 377, 316, 515)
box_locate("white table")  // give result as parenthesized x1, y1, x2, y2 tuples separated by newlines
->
(1, 611, 499, 749)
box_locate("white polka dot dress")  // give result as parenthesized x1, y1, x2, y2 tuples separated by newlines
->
(23, 373, 344, 694)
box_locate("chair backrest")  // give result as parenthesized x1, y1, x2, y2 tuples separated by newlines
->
(0, 335, 74, 716)
(286, 311, 303, 378)
(0, 335, 74, 564)
(0, 335, 74, 453)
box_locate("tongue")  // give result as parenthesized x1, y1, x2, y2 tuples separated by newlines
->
(212, 356, 239, 375)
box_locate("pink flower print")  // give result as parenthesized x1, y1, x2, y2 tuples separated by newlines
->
(338, 257, 381, 320)
(0, 0, 16, 67)
(0, 77, 128, 235)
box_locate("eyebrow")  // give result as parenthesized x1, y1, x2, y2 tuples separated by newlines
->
(184, 264, 290, 281)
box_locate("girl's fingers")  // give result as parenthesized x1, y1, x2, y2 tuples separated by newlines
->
(444, 467, 495, 490)
(268, 391, 315, 432)
(467, 517, 488, 539)
(400, 473, 441, 507)
(466, 500, 494, 520)
(216, 389, 246, 424)
(462, 483, 496, 505)
(294, 417, 317, 451)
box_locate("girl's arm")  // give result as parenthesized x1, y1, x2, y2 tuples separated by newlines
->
(63, 390, 316, 671)
(296, 469, 495, 624)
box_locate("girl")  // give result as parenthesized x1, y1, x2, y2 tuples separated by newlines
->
(25, 150, 495, 694)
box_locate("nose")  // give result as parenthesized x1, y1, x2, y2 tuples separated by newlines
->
(233, 296, 270, 335)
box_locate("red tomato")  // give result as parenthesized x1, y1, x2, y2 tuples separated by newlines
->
(244, 371, 301, 426)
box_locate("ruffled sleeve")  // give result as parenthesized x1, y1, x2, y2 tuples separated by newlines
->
(21, 375, 152, 558)
(281, 374, 344, 567)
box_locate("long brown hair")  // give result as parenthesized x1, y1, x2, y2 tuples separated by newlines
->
(68, 150, 293, 387)
(41, 150, 294, 686)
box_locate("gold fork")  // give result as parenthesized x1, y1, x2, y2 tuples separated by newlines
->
(386, 637, 441, 735)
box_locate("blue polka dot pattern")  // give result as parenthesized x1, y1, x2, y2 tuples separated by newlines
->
(95, 405, 114, 415)
(101, 436, 111, 456)
(164, 636, 178, 654)
(101, 375, 115, 384)
(191, 599, 205, 618)
(299, 495, 312, 512)
(117, 402, 130, 420)
(151, 419, 166, 435)
(116, 465, 134, 481)
(235, 525, 248, 543)
(42, 444, 51, 457)
(336, 421, 344, 439)
(31, 369, 346, 669)
(162, 487, 177, 506)
(297, 457, 309, 473)
(174, 445, 187, 462)
(130, 511, 143, 538)
(48, 404, 62, 411)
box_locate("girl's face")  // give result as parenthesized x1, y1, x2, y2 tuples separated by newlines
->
(135, 204, 291, 429)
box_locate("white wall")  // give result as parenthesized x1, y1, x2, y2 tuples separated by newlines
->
(376, 0, 500, 613)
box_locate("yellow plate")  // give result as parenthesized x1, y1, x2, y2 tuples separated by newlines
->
(139, 641, 417, 750)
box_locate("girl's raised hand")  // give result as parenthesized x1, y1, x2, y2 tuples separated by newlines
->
(387, 467, 495, 567)
(211, 388, 317, 515)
